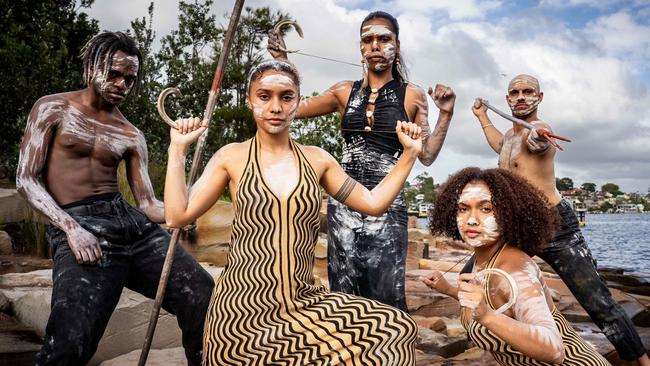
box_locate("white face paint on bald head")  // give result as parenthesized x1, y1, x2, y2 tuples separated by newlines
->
(507, 74, 541, 117)
(457, 182, 500, 248)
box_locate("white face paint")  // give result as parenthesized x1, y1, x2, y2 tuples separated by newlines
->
(248, 70, 299, 135)
(92, 51, 139, 105)
(457, 182, 500, 248)
(360, 23, 397, 72)
(259, 74, 294, 87)
(507, 76, 541, 117)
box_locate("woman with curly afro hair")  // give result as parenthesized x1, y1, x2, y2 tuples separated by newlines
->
(421, 167, 610, 366)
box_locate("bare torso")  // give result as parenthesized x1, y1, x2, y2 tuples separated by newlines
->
(498, 126, 562, 206)
(44, 92, 141, 205)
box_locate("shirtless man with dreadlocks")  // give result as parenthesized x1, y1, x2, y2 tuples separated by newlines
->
(16, 31, 214, 366)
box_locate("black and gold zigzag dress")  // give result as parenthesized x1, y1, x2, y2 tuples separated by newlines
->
(461, 245, 610, 366)
(202, 135, 417, 365)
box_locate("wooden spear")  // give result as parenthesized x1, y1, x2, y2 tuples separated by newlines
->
(138, 0, 245, 364)
(475, 98, 572, 150)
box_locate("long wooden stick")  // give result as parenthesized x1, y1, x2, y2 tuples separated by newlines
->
(137, 1, 245, 364)
(476, 98, 571, 150)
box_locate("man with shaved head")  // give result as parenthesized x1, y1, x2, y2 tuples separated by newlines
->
(469, 74, 649, 364)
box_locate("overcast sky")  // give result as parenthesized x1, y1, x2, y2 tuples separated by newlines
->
(84, 0, 650, 193)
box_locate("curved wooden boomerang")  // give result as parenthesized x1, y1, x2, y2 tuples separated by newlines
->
(272, 19, 304, 53)
(475, 268, 519, 314)
(157, 87, 182, 129)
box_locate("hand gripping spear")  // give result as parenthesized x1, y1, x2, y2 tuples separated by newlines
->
(474, 98, 572, 150)
(137, 0, 245, 364)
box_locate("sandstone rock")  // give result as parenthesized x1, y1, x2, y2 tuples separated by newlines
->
(0, 189, 30, 224)
(0, 331, 43, 366)
(448, 346, 487, 361)
(411, 297, 461, 318)
(200, 264, 224, 280)
(0, 231, 12, 255)
(419, 258, 466, 273)
(185, 243, 229, 267)
(194, 200, 233, 247)
(406, 241, 424, 271)
(415, 349, 446, 365)
(0, 265, 226, 365)
(412, 315, 447, 333)
(314, 237, 327, 259)
(99, 347, 186, 366)
(408, 228, 432, 242)
(571, 322, 615, 357)
(408, 216, 417, 229)
(313, 258, 329, 288)
(319, 199, 328, 233)
(416, 327, 467, 358)
(440, 317, 467, 338)
(0, 291, 10, 312)
(0, 269, 52, 288)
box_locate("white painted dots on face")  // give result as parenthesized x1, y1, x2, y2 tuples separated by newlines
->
(457, 182, 500, 248)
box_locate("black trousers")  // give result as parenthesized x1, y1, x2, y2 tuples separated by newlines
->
(327, 149, 408, 311)
(34, 193, 215, 366)
(462, 199, 646, 360)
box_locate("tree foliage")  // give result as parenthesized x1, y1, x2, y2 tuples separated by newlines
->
(601, 183, 623, 196)
(581, 182, 596, 193)
(555, 177, 574, 191)
(414, 172, 437, 203)
(2, 1, 342, 193)
(0, 0, 99, 178)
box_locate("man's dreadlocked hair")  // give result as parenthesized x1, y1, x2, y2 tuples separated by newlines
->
(81, 31, 142, 95)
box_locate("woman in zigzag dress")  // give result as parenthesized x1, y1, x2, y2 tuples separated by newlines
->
(164, 59, 419, 365)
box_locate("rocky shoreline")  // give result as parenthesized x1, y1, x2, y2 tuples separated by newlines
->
(0, 195, 648, 365)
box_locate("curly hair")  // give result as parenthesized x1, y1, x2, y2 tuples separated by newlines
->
(429, 167, 559, 256)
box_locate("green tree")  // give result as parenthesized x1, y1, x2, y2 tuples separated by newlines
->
(402, 181, 418, 207)
(290, 93, 343, 159)
(555, 177, 574, 191)
(415, 172, 436, 203)
(157, 2, 291, 167)
(581, 182, 596, 193)
(601, 183, 623, 196)
(0, 0, 99, 179)
(599, 201, 614, 212)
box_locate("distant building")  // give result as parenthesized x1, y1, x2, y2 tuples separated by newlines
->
(616, 203, 642, 213)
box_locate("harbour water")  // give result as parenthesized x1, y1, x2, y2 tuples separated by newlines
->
(417, 213, 650, 281)
(582, 213, 650, 281)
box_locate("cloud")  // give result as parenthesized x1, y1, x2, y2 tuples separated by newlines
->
(84, 0, 650, 191)
(390, 0, 502, 20)
(539, 0, 622, 9)
(584, 11, 650, 62)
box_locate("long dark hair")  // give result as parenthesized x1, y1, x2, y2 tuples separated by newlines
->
(360, 11, 408, 83)
(81, 31, 143, 95)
